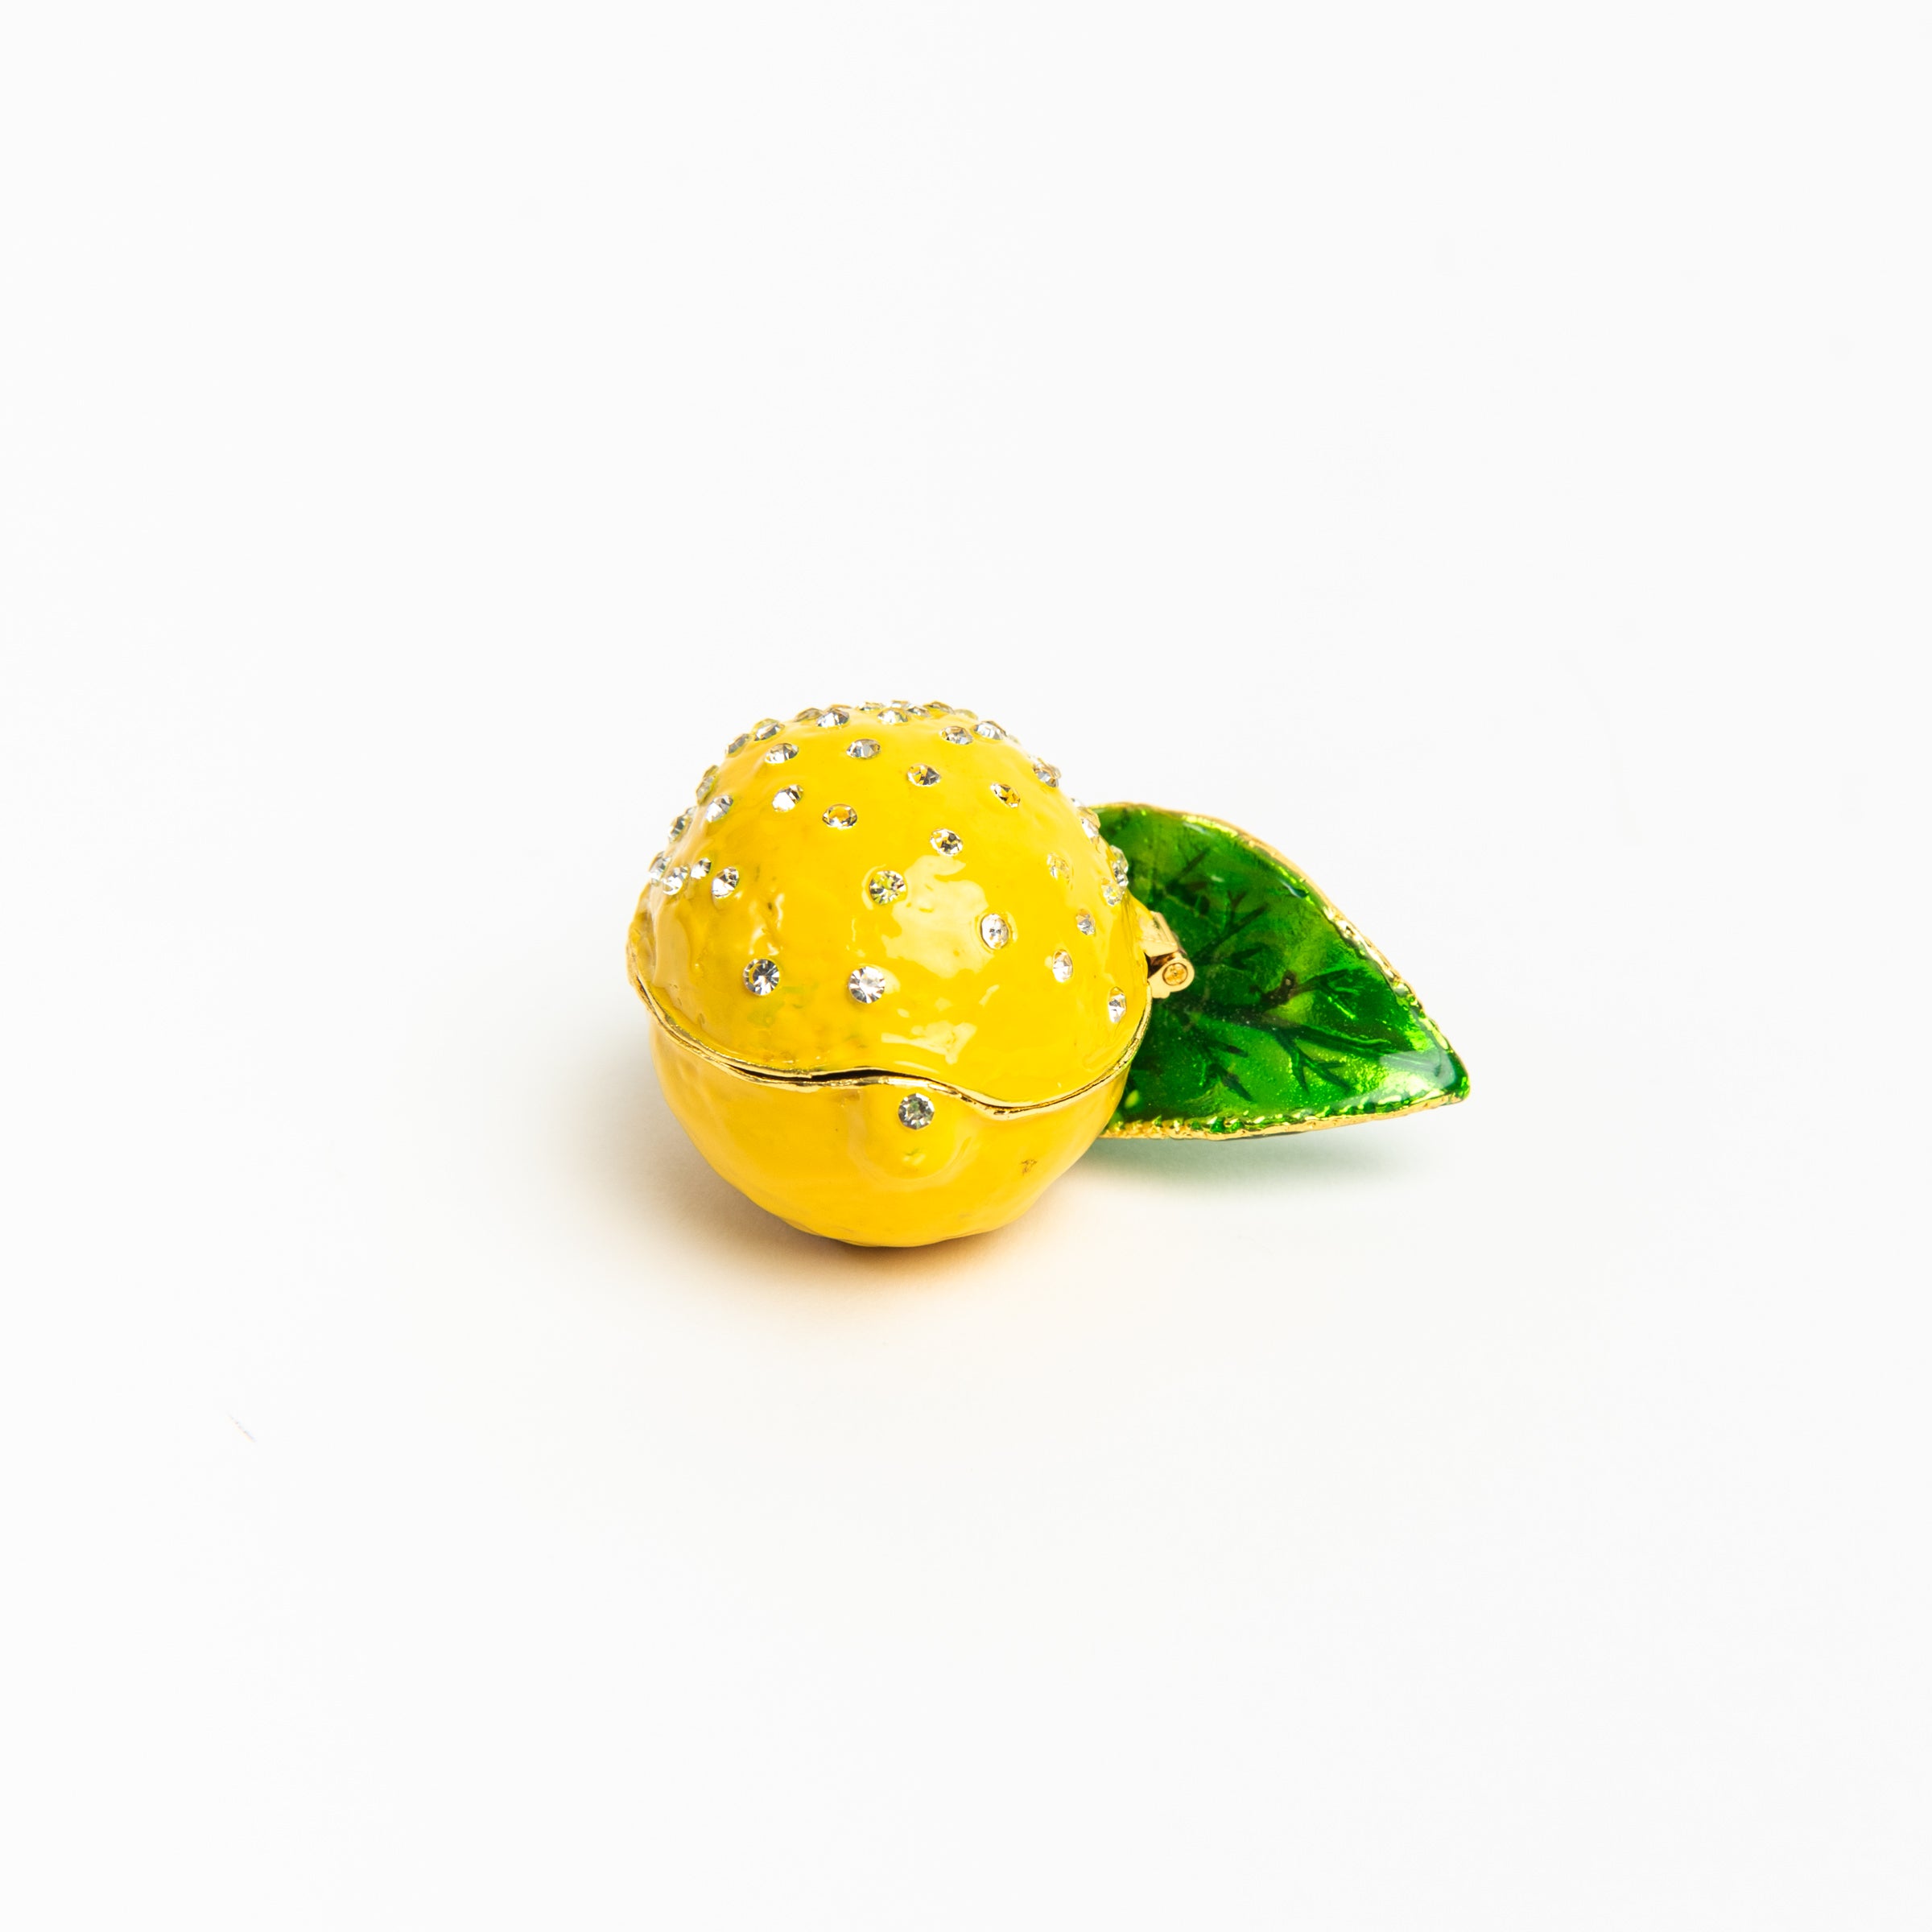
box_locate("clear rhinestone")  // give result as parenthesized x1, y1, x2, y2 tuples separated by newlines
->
(1109, 846, 1131, 890)
(879, 708, 904, 725)
(927, 700, 951, 714)
(772, 785, 802, 811)
(848, 965, 888, 1004)
(989, 782, 1019, 807)
(906, 764, 941, 787)
(1032, 762, 1060, 788)
(931, 828, 964, 857)
(846, 737, 880, 760)
(752, 719, 782, 741)
(661, 865, 689, 896)
(743, 958, 780, 995)
(975, 720, 1005, 740)
(1080, 813, 1102, 842)
(865, 867, 907, 906)
(817, 706, 852, 728)
(1108, 988, 1127, 1024)
(1046, 852, 1071, 881)
(727, 732, 751, 754)
(696, 764, 720, 801)
(822, 803, 857, 828)
(898, 1092, 935, 1130)
(1048, 949, 1073, 983)
(902, 704, 929, 718)
(1075, 909, 1095, 935)
(691, 857, 713, 880)
(704, 792, 734, 823)
(791, 707, 819, 722)
(941, 724, 972, 745)
(646, 852, 667, 883)
(765, 742, 798, 764)
(1102, 881, 1122, 906)
(712, 866, 739, 900)
(979, 911, 1010, 950)
(669, 808, 692, 837)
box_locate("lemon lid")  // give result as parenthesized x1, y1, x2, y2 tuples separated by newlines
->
(630, 703, 1152, 1108)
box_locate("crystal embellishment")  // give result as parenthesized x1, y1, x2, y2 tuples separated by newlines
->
(727, 732, 751, 754)
(1031, 762, 1060, 788)
(712, 866, 739, 900)
(989, 782, 1019, 807)
(906, 764, 941, 787)
(898, 1092, 935, 1129)
(753, 719, 782, 741)
(662, 865, 688, 895)
(744, 959, 780, 996)
(931, 828, 964, 857)
(1046, 852, 1070, 881)
(846, 738, 880, 760)
(772, 785, 802, 811)
(765, 742, 799, 764)
(691, 857, 712, 879)
(646, 852, 667, 883)
(1048, 949, 1073, 983)
(979, 912, 1010, 950)
(865, 867, 907, 906)
(1075, 910, 1095, 935)
(975, 720, 1005, 740)
(822, 803, 857, 828)
(817, 707, 852, 728)
(941, 724, 972, 745)
(848, 966, 887, 1004)
(704, 793, 733, 823)
(1108, 988, 1127, 1024)
(670, 808, 692, 837)
(696, 765, 719, 801)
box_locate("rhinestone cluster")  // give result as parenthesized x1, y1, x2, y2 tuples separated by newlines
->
(642, 704, 1137, 1084)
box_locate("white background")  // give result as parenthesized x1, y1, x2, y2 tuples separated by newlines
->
(3, 4, 1926, 1926)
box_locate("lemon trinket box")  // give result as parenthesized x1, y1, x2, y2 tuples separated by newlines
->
(627, 702, 1467, 1247)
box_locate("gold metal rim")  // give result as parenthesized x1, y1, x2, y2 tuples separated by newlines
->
(628, 940, 1152, 1119)
(1100, 1088, 1463, 1141)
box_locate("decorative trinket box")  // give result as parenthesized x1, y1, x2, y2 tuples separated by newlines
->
(629, 702, 1466, 1245)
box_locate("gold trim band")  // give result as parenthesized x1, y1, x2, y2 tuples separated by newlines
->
(628, 941, 1153, 1119)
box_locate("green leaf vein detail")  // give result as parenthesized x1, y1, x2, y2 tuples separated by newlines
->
(1100, 803, 1468, 1137)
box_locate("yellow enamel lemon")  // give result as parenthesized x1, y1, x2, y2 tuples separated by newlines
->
(627, 702, 1180, 1246)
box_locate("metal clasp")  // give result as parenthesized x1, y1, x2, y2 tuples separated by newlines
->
(1137, 906, 1194, 998)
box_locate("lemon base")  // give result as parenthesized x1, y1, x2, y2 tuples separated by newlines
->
(650, 1024, 1124, 1248)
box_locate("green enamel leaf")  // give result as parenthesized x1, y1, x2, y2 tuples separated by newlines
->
(1099, 803, 1468, 1138)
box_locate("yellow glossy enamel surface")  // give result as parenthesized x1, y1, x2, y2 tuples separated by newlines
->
(650, 1024, 1129, 1247)
(629, 703, 1153, 1245)
(632, 705, 1149, 1106)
